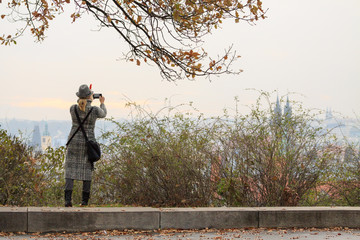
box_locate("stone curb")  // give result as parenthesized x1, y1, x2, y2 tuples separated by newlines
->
(0, 207, 27, 232)
(27, 207, 159, 233)
(1, 207, 360, 232)
(258, 207, 360, 228)
(160, 207, 258, 229)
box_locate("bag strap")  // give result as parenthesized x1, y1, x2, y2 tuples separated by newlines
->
(75, 106, 93, 142)
(66, 106, 93, 146)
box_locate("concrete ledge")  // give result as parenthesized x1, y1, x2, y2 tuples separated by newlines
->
(1, 207, 360, 232)
(259, 207, 360, 228)
(0, 207, 27, 232)
(160, 208, 258, 229)
(28, 207, 160, 232)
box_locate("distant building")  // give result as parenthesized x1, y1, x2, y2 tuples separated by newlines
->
(325, 108, 333, 120)
(31, 125, 41, 151)
(273, 95, 282, 125)
(272, 96, 292, 126)
(41, 122, 52, 152)
(323, 108, 360, 144)
(284, 97, 292, 118)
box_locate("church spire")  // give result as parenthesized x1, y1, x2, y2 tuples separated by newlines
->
(326, 108, 333, 120)
(274, 95, 282, 115)
(284, 96, 292, 118)
(273, 95, 282, 126)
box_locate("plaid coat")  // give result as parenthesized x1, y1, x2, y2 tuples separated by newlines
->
(65, 101, 107, 181)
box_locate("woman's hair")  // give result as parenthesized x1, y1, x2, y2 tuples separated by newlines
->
(78, 98, 87, 112)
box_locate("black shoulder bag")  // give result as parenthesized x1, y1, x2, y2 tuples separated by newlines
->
(67, 106, 101, 170)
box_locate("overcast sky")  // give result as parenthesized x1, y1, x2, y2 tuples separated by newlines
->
(0, 0, 359, 121)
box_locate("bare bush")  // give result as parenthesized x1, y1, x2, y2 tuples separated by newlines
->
(93, 103, 221, 207)
(0, 128, 40, 205)
(215, 92, 341, 206)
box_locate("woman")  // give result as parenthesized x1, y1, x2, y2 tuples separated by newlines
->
(64, 84, 106, 207)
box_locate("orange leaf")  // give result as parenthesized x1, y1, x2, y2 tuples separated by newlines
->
(136, 59, 140, 66)
(1, 15, 5, 19)
(137, 15, 142, 23)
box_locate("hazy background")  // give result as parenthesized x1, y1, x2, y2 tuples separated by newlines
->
(0, 0, 359, 121)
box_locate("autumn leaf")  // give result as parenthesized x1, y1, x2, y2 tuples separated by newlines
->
(251, 6, 258, 15)
(136, 15, 142, 23)
(136, 59, 140, 66)
(107, 15, 112, 22)
(194, 63, 202, 70)
(173, 11, 180, 21)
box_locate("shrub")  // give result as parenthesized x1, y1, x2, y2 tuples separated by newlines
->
(0, 126, 69, 206)
(215, 92, 341, 206)
(318, 144, 360, 206)
(34, 146, 68, 206)
(92, 103, 221, 207)
(0, 128, 41, 206)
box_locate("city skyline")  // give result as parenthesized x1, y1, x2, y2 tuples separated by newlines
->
(1, 103, 359, 149)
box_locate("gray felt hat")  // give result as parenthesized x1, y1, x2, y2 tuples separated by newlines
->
(76, 84, 93, 98)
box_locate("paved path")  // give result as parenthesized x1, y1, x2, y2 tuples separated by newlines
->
(2, 228, 360, 240)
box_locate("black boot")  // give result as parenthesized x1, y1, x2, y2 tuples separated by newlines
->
(81, 191, 90, 206)
(65, 190, 72, 207)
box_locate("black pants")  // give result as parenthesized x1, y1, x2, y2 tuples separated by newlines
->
(65, 178, 91, 192)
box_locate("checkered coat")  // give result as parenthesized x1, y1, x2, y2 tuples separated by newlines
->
(65, 101, 107, 181)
